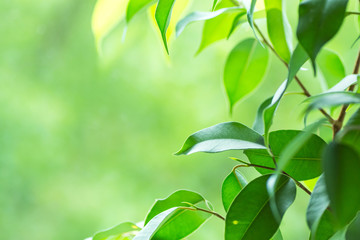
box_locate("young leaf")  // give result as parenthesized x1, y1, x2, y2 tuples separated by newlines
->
(92, 222, 140, 240)
(264, 0, 291, 62)
(245, 128, 326, 181)
(143, 190, 211, 239)
(126, 0, 154, 23)
(225, 174, 296, 240)
(317, 49, 346, 89)
(323, 142, 360, 226)
(197, 0, 239, 53)
(222, 169, 248, 212)
(346, 213, 360, 240)
(176, 7, 245, 37)
(155, 0, 176, 53)
(224, 38, 269, 112)
(306, 174, 330, 230)
(339, 107, 360, 156)
(243, 0, 259, 42)
(305, 92, 360, 113)
(212, 0, 218, 11)
(176, 122, 266, 155)
(296, 0, 349, 70)
(253, 97, 272, 135)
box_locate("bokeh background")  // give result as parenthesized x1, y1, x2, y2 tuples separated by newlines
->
(0, 0, 358, 239)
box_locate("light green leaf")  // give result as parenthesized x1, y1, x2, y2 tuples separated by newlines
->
(305, 92, 360, 113)
(338, 107, 360, 156)
(92, 222, 140, 240)
(317, 49, 346, 89)
(264, 0, 291, 62)
(225, 174, 296, 240)
(126, 0, 154, 23)
(222, 169, 248, 212)
(243, 0, 259, 42)
(253, 97, 272, 135)
(227, 9, 266, 39)
(296, 0, 349, 70)
(306, 174, 329, 229)
(327, 75, 359, 93)
(346, 212, 360, 240)
(176, 7, 245, 37)
(224, 38, 269, 112)
(197, 0, 239, 53)
(212, 0, 219, 11)
(263, 44, 308, 144)
(155, 0, 176, 53)
(323, 142, 360, 226)
(143, 190, 211, 239)
(245, 128, 326, 181)
(272, 230, 283, 240)
(176, 122, 266, 155)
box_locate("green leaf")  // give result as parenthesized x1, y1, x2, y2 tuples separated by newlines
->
(253, 97, 272, 135)
(307, 174, 329, 229)
(296, 0, 349, 70)
(317, 49, 346, 89)
(227, 9, 266, 39)
(92, 222, 140, 240)
(126, 0, 154, 23)
(224, 38, 269, 112)
(327, 75, 359, 93)
(176, 122, 266, 155)
(346, 212, 360, 240)
(243, 0, 259, 42)
(197, 0, 239, 53)
(222, 169, 248, 212)
(264, 0, 291, 62)
(311, 210, 339, 240)
(323, 142, 360, 226)
(305, 92, 360, 113)
(263, 44, 308, 143)
(143, 190, 211, 239)
(155, 0, 176, 54)
(339, 108, 360, 156)
(212, 0, 219, 11)
(245, 128, 326, 181)
(225, 174, 296, 240)
(176, 7, 245, 37)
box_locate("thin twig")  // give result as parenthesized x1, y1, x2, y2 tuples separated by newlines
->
(180, 207, 225, 221)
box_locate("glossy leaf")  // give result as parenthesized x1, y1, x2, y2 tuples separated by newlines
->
(155, 0, 176, 53)
(323, 142, 360, 226)
(264, 0, 291, 62)
(92, 222, 140, 240)
(227, 9, 266, 39)
(253, 97, 272, 135)
(327, 75, 359, 93)
(243, 0, 259, 41)
(245, 129, 325, 181)
(222, 169, 247, 212)
(346, 212, 360, 240)
(176, 7, 245, 37)
(176, 122, 266, 155)
(307, 174, 329, 229)
(305, 92, 360, 113)
(197, 0, 239, 53)
(263, 44, 308, 143)
(317, 49, 346, 89)
(311, 210, 339, 240)
(212, 0, 219, 11)
(296, 0, 349, 69)
(143, 190, 211, 239)
(224, 38, 269, 112)
(339, 107, 360, 156)
(225, 174, 296, 240)
(126, 0, 154, 23)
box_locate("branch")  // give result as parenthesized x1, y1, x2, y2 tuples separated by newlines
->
(180, 207, 225, 221)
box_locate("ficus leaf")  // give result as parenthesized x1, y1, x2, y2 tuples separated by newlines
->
(225, 174, 296, 240)
(155, 0, 176, 54)
(224, 38, 269, 112)
(221, 169, 247, 212)
(296, 0, 349, 71)
(176, 122, 266, 155)
(327, 75, 359, 93)
(126, 0, 155, 23)
(317, 49, 346, 89)
(346, 212, 360, 240)
(92, 222, 140, 240)
(338, 107, 360, 156)
(243, 0, 259, 42)
(305, 92, 360, 113)
(311, 210, 339, 240)
(264, 0, 291, 62)
(253, 97, 272, 135)
(323, 142, 360, 226)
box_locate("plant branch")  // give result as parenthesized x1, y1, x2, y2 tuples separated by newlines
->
(180, 207, 225, 221)
(254, 23, 335, 125)
(333, 49, 360, 136)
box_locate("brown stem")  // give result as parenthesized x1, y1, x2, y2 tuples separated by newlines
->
(254, 23, 335, 125)
(180, 207, 225, 221)
(333, 49, 360, 136)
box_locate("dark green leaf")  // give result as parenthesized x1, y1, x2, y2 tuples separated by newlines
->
(311, 210, 339, 240)
(224, 38, 269, 112)
(225, 174, 296, 240)
(317, 49, 346, 89)
(176, 7, 245, 37)
(126, 0, 155, 23)
(222, 169, 248, 212)
(339, 108, 360, 156)
(264, 0, 291, 62)
(323, 142, 360, 226)
(296, 0, 349, 70)
(253, 97, 272, 135)
(245, 129, 325, 181)
(176, 122, 266, 155)
(92, 222, 140, 240)
(346, 212, 360, 240)
(307, 174, 329, 229)
(155, 0, 176, 53)
(305, 92, 360, 113)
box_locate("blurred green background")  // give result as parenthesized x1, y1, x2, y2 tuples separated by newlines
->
(0, 0, 358, 239)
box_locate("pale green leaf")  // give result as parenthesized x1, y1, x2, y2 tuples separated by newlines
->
(126, 0, 154, 23)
